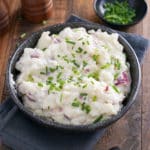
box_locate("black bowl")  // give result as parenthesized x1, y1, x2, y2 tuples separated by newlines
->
(94, 0, 148, 28)
(7, 22, 141, 131)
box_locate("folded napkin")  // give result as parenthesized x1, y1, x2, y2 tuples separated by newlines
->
(0, 14, 149, 150)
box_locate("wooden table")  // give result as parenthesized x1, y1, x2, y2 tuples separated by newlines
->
(0, 0, 150, 149)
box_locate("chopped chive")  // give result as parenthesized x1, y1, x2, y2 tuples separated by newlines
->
(57, 79, 65, 89)
(60, 93, 63, 102)
(76, 47, 83, 53)
(91, 81, 94, 84)
(114, 72, 120, 80)
(49, 67, 58, 72)
(38, 82, 43, 87)
(65, 38, 75, 45)
(82, 41, 85, 45)
(86, 41, 90, 45)
(83, 51, 87, 54)
(78, 38, 83, 41)
(46, 66, 49, 74)
(83, 60, 88, 67)
(93, 115, 103, 123)
(62, 55, 70, 63)
(112, 85, 120, 93)
(72, 98, 81, 107)
(92, 55, 99, 64)
(71, 60, 80, 67)
(46, 76, 53, 85)
(42, 48, 47, 51)
(88, 71, 99, 81)
(100, 63, 111, 69)
(20, 33, 26, 39)
(82, 84, 87, 89)
(80, 93, 88, 97)
(72, 67, 79, 75)
(40, 72, 46, 75)
(27, 74, 34, 82)
(92, 96, 97, 101)
(81, 103, 91, 114)
(111, 57, 121, 70)
(57, 72, 62, 79)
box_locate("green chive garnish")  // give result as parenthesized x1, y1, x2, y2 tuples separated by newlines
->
(112, 85, 120, 93)
(65, 38, 75, 45)
(92, 96, 97, 102)
(27, 74, 34, 82)
(93, 115, 103, 123)
(72, 99, 81, 107)
(38, 82, 43, 87)
(101, 63, 111, 69)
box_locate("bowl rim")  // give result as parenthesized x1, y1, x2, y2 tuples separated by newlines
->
(93, 0, 148, 27)
(7, 22, 141, 131)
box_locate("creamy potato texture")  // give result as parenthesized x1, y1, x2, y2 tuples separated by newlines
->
(15, 27, 131, 125)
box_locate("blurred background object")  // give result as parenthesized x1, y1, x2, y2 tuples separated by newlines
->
(0, 0, 9, 33)
(21, 0, 53, 23)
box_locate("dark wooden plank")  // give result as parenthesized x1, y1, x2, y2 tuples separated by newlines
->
(0, 0, 150, 150)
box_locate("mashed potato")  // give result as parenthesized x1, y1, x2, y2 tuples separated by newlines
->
(15, 27, 131, 125)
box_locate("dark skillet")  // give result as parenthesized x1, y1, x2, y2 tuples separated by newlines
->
(6, 22, 141, 132)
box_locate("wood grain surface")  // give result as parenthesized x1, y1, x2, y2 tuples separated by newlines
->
(0, 0, 150, 150)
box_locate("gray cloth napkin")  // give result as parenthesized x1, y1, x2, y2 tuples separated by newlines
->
(0, 14, 149, 150)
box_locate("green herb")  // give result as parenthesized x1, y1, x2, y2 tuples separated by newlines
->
(57, 72, 62, 79)
(93, 115, 103, 123)
(86, 41, 90, 45)
(111, 57, 121, 70)
(20, 33, 26, 39)
(42, 20, 47, 25)
(100, 63, 111, 69)
(114, 59, 121, 70)
(60, 93, 63, 102)
(112, 85, 120, 93)
(58, 79, 65, 89)
(80, 93, 88, 97)
(82, 41, 85, 45)
(71, 53, 76, 58)
(46, 76, 53, 85)
(83, 61, 88, 67)
(88, 71, 99, 81)
(72, 98, 81, 107)
(92, 96, 97, 102)
(49, 66, 58, 72)
(27, 74, 34, 82)
(42, 48, 47, 51)
(76, 47, 83, 53)
(71, 60, 80, 67)
(83, 51, 87, 54)
(57, 54, 60, 57)
(65, 38, 75, 45)
(104, 0, 136, 25)
(114, 72, 120, 80)
(37, 82, 43, 87)
(72, 67, 79, 75)
(78, 38, 83, 41)
(92, 55, 99, 64)
(62, 55, 70, 63)
(81, 103, 91, 114)
(82, 84, 87, 89)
